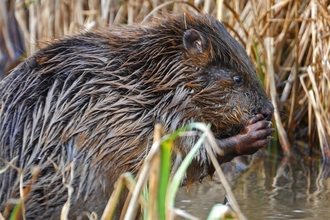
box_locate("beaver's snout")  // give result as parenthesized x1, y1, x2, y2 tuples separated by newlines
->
(260, 101, 274, 121)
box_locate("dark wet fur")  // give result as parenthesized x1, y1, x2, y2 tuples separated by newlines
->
(0, 13, 273, 219)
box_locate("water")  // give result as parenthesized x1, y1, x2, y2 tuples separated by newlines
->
(175, 151, 330, 219)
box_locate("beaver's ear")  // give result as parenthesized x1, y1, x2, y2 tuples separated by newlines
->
(183, 29, 203, 55)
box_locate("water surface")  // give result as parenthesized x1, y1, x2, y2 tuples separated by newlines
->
(175, 151, 330, 219)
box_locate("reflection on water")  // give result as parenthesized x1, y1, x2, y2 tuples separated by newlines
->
(175, 151, 330, 219)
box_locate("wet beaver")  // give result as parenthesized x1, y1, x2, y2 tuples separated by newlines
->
(0, 13, 274, 219)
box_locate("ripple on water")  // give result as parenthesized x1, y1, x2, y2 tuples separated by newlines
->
(175, 152, 330, 219)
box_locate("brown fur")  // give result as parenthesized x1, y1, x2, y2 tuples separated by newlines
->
(0, 13, 274, 219)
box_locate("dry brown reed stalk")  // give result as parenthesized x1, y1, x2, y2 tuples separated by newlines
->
(60, 159, 75, 220)
(0, 1, 24, 78)
(1, 0, 329, 158)
(0, 156, 20, 218)
(100, 173, 137, 220)
(0, 1, 15, 63)
(264, 37, 291, 155)
(141, 0, 200, 24)
(147, 124, 163, 220)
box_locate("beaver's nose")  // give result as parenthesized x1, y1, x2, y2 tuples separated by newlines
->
(261, 101, 274, 121)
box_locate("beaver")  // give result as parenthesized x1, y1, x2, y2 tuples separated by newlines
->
(0, 13, 274, 219)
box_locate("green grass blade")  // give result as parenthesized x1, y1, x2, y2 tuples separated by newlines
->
(158, 138, 172, 220)
(167, 123, 210, 209)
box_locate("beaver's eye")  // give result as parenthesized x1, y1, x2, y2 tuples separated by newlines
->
(233, 76, 243, 85)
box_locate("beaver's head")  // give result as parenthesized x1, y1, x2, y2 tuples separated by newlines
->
(150, 14, 274, 138)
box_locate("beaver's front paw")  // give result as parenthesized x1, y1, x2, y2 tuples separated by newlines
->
(233, 114, 275, 155)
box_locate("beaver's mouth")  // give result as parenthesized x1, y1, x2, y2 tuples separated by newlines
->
(262, 111, 273, 121)
(211, 103, 274, 140)
(254, 101, 274, 122)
